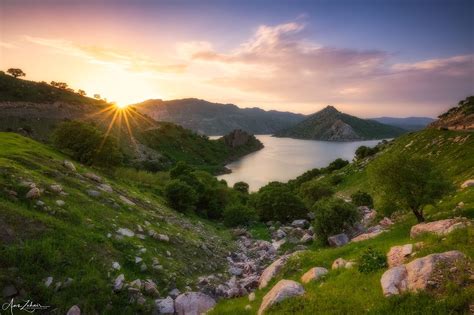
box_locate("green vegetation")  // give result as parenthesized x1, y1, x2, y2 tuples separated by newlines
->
(164, 179, 198, 212)
(357, 247, 387, 274)
(299, 181, 334, 208)
(223, 204, 258, 227)
(351, 190, 374, 207)
(355, 145, 379, 160)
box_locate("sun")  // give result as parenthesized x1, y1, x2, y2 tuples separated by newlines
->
(115, 103, 129, 109)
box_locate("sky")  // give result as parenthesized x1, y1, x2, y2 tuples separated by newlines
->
(0, 0, 473, 117)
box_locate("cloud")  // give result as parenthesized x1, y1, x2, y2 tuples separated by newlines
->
(0, 41, 16, 49)
(25, 36, 186, 74)
(181, 21, 473, 115)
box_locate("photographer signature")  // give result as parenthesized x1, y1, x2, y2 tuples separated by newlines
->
(2, 299, 50, 315)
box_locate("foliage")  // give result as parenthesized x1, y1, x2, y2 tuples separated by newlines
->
(50, 81, 69, 89)
(52, 121, 123, 167)
(7, 68, 26, 78)
(77, 89, 86, 96)
(326, 158, 349, 172)
(222, 204, 257, 227)
(368, 154, 452, 222)
(170, 161, 194, 179)
(350, 190, 374, 207)
(253, 182, 307, 223)
(358, 247, 387, 273)
(312, 198, 360, 243)
(355, 145, 379, 160)
(164, 179, 198, 212)
(299, 180, 334, 207)
(329, 174, 344, 185)
(233, 181, 249, 194)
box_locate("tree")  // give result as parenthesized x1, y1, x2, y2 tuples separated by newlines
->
(77, 89, 86, 96)
(368, 155, 451, 222)
(7, 68, 26, 78)
(312, 198, 360, 243)
(351, 191, 373, 207)
(164, 179, 198, 213)
(223, 204, 257, 227)
(170, 161, 194, 179)
(326, 158, 349, 172)
(355, 146, 378, 160)
(50, 81, 68, 89)
(299, 180, 334, 207)
(93, 94, 101, 100)
(233, 181, 249, 194)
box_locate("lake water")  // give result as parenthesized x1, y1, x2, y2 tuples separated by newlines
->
(216, 135, 383, 192)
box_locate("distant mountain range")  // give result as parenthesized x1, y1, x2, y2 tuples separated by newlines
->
(133, 98, 306, 135)
(274, 106, 406, 141)
(370, 116, 435, 131)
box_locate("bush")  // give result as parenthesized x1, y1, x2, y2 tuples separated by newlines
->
(355, 145, 379, 160)
(312, 198, 360, 243)
(52, 121, 123, 167)
(254, 182, 307, 223)
(350, 191, 373, 207)
(358, 247, 387, 273)
(299, 181, 334, 207)
(326, 158, 349, 172)
(170, 161, 194, 179)
(223, 204, 257, 227)
(233, 181, 249, 194)
(164, 179, 198, 213)
(329, 174, 344, 185)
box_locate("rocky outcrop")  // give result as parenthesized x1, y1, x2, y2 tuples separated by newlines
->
(381, 250, 466, 296)
(387, 244, 413, 268)
(410, 218, 471, 238)
(174, 292, 216, 315)
(258, 280, 305, 315)
(301, 267, 328, 283)
(461, 179, 474, 188)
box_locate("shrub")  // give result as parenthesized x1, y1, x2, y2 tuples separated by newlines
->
(233, 181, 249, 194)
(355, 145, 379, 160)
(350, 191, 373, 207)
(52, 121, 123, 167)
(299, 180, 334, 207)
(164, 179, 197, 213)
(358, 247, 387, 273)
(170, 161, 194, 179)
(312, 198, 360, 243)
(223, 204, 257, 227)
(329, 174, 344, 185)
(254, 182, 307, 223)
(326, 158, 349, 172)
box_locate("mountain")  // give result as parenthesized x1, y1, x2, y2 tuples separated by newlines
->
(133, 98, 306, 135)
(0, 73, 262, 173)
(370, 116, 435, 131)
(429, 95, 474, 130)
(274, 105, 406, 141)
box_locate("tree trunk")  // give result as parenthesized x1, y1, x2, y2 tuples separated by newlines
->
(412, 209, 425, 223)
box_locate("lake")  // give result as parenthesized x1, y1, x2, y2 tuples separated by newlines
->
(216, 135, 383, 192)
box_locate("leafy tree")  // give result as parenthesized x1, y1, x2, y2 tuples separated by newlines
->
(233, 181, 249, 194)
(351, 191, 373, 207)
(329, 174, 344, 185)
(50, 81, 69, 89)
(170, 161, 194, 179)
(93, 94, 101, 100)
(326, 158, 349, 172)
(254, 182, 307, 223)
(223, 204, 258, 227)
(312, 198, 360, 243)
(7, 68, 26, 78)
(368, 155, 451, 222)
(52, 121, 123, 167)
(299, 180, 334, 207)
(164, 179, 197, 213)
(77, 89, 86, 96)
(355, 146, 379, 160)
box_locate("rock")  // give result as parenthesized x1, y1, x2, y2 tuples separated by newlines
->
(119, 195, 136, 206)
(410, 218, 471, 238)
(156, 234, 169, 242)
(154, 296, 174, 314)
(379, 217, 394, 227)
(258, 280, 305, 315)
(229, 267, 243, 276)
(44, 276, 53, 288)
(381, 250, 466, 296)
(248, 292, 256, 302)
(144, 279, 159, 296)
(84, 173, 102, 183)
(86, 190, 101, 197)
(135, 257, 143, 264)
(98, 184, 113, 193)
(174, 292, 216, 315)
(300, 233, 313, 244)
(66, 305, 81, 315)
(387, 244, 413, 268)
(169, 288, 181, 299)
(117, 228, 135, 237)
(301, 267, 328, 283)
(461, 179, 474, 188)
(245, 305, 252, 311)
(272, 238, 286, 250)
(26, 187, 41, 199)
(114, 274, 125, 291)
(63, 160, 76, 172)
(273, 229, 286, 240)
(259, 251, 304, 289)
(331, 258, 352, 270)
(56, 200, 65, 206)
(291, 219, 309, 229)
(130, 279, 143, 290)
(112, 262, 121, 270)
(49, 184, 63, 194)
(327, 233, 349, 247)
(351, 230, 384, 242)
(2, 285, 18, 298)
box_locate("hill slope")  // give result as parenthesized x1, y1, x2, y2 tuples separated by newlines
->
(134, 98, 306, 135)
(274, 106, 406, 141)
(371, 116, 435, 131)
(429, 96, 474, 130)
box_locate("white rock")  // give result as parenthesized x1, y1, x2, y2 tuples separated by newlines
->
(49, 184, 63, 194)
(327, 233, 349, 247)
(291, 219, 309, 228)
(44, 276, 53, 288)
(98, 183, 113, 193)
(66, 305, 81, 315)
(410, 218, 471, 238)
(26, 187, 41, 199)
(63, 160, 76, 172)
(248, 292, 256, 302)
(56, 200, 65, 206)
(84, 173, 102, 183)
(112, 262, 121, 270)
(117, 228, 135, 237)
(155, 296, 174, 314)
(119, 195, 136, 206)
(301, 267, 328, 283)
(258, 280, 305, 315)
(174, 292, 216, 315)
(135, 257, 143, 264)
(113, 274, 125, 291)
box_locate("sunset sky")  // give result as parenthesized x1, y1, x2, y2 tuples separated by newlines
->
(1, 0, 473, 117)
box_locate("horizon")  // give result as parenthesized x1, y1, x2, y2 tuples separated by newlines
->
(1, 0, 472, 117)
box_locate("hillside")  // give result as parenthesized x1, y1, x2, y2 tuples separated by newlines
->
(133, 98, 306, 135)
(0, 73, 263, 174)
(274, 106, 406, 141)
(371, 116, 435, 131)
(429, 96, 474, 130)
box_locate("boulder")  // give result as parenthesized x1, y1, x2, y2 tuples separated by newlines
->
(49, 184, 63, 194)
(66, 305, 81, 315)
(258, 280, 305, 315)
(259, 251, 305, 289)
(300, 233, 313, 244)
(63, 160, 76, 172)
(327, 233, 349, 247)
(248, 292, 255, 302)
(119, 195, 136, 206)
(84, 173, 102, 183)
(117, 228, 135, 237)
(381, 250, 466, 296)
(461, 179, 474, 188)
(98, 184, 113, 193)
(56, 200, 65, 207)
(86, 189, 101, 197)
(174, 292, 216, 315)
(154, 297, 174, 314)
(379, 217, 394, 227)
(291, 219, 309, 229)
(410, 218, 471, 238)
(113, 274, 125, 291)
(144, 279, 159, 296)
(26, 187, 41, 199)
(331, 258, 353, 270)
(301, 267, 328, 284)
(387, 244, 413, 268)
(351, 230, 384, 243)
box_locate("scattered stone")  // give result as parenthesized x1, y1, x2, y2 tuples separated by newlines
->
(331, 258, 352, 270)
(112, 262, 121, 270)
(135, 257, 143, 264)
(291, 219, 309, 229)
(2, 285, 18, 298)
(36, 200, 45, 207)
(156, 234, 169, 242)
(49, 184, 63, 194)
(379, 217, 394, 227)
(169, 288, 181, 299)
(301, 267, 328, 283)
(248, 292, 256, 302)
(273, 229, 286, 240)
(26, 187, 41, 199)
(154, 296, 174, 314)
(119, 195, 136, 206)
(56, 200, 65, 207)
(98, 184, 113, 193)
(245, 304, 252, 310)
(387, 244, 413, 268)
(259, 251, 304, 289)
(351, 230, 384, 242)
(258, 280, 305, 315)
(66, 305, 81, 315)
(272, 238, 286, 250)
(327, 233, 349, 247)
(130, 279, 143, 290)
(114, 274, 125, 291)
(300, 233, 313, 244)
(86, 190, 101, 197)
(44, 276, 53, 288)
(63, 278, 74, 288)
(117, 228, 135, 237)
(84, 173, 102, 183)
(461, 179, 474, 188)
(140, 264, 148, 272)
(174, 292, 216, 315)
(144, 279, 159, 296)
(63, 160, 76, 172)
(410, 218, 471, 238)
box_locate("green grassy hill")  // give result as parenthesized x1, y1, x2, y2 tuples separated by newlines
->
(0, 133, 235, 314)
